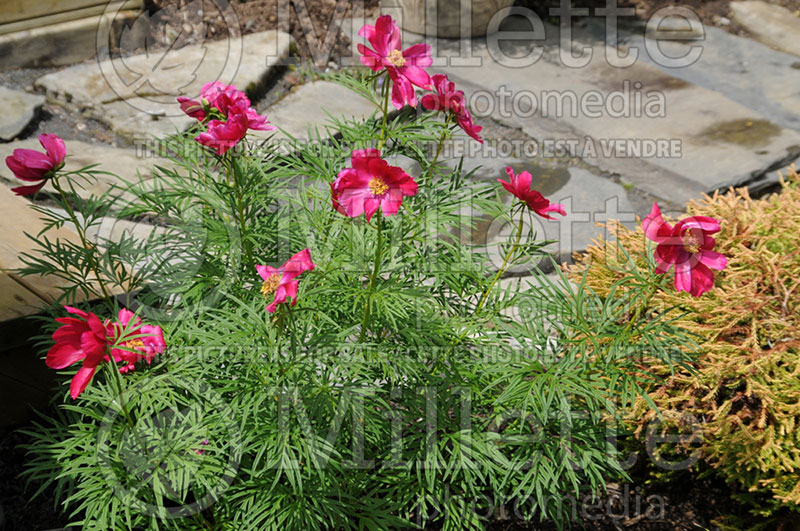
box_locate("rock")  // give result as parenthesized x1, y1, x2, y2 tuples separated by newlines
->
(730, 1, 800, 57)
(251, 80, 377, 143)
(433, 24, 800, 204)
(0, 139, 168, 203)
(34, 30, 292, 141)
(607, 24, 800, 134)
(0, 86, 45, 141)
(101, 99, 196, 142)
(647, 12, 705, 40)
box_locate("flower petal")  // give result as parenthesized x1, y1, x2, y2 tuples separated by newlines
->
(699, 249, 728, 271)
(70, 365, 96, 399)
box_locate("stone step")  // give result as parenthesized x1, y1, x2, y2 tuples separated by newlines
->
(251, 80, 378, 144)
(590, 21, 800, 135)
(34, 30, 292, 142)
(730, 1, 800, 57)
(425, 22, 800, 205)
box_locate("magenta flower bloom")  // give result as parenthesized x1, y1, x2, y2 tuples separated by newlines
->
(643, 203, 728, 297)
(5, 133, 66, 196)
(106, 309, 166, 373)
(498, 167, 566, 220)
(358, 15, 432, 109)
(257, 249, 316, 313)
(331, 149, 418, 222)
(180, 82, 275, 134)
(421, 74, 483, 143)
(46, 306, 108, 399)
(195, 106, 249, 155)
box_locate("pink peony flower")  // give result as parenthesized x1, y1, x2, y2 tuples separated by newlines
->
(331, 149, 418, 222)
(180, 82, 275, 134)
(421, 74, 483, 143)
(256, 249, 316, 313)
(497, 167, 566, 220)
(106, 309, 166, 373)
(178, 82, 244, 120)
(358, 15, 432, 109)
(5, 134, 66, 196)
(643, 203, 728, 297)
(46, 306, 108, 399)
(195, 104, 250, 155)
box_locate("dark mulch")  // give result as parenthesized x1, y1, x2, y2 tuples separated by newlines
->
(519, 0, 800, 37)
(144, 0, 380, 65)
(0, 426, 62, 531)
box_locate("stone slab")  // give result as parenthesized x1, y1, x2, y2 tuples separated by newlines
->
(0, 86, 45, 141)
(252, 80, 378, 143)
(34, 30, 292, 140)
(432, 24, 800, 204)
(601, 23, 800, 135)
(730, 1, 800, 57)
(0, 138, 166, 202)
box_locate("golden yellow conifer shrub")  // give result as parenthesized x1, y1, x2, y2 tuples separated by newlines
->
(568, 166, 800, 520)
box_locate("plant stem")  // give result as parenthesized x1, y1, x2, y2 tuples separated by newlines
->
(359, 211, 384, 342)
(228, 155, 255, 272)
(424, 116, 451, 185)
(377, 73, 391, 151)
(104, 361, 148, 455)
(474, 207, 525, 315)
(52, 177, 114, 308)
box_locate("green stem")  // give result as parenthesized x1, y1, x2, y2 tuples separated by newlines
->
(424, 116, 451, 184)
(52, 177, 114, 308)
(377, 73, 391, 151)
(474, 207, 525, 315)
(104, 361, 148, 455)
(228, 155, 255, 272)
(359, 211, 384, 342)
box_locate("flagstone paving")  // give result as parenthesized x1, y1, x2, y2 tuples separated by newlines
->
(252, 80, 377, 143)
(34, 30, 292, 142)
(427, 22, 800, 206)
(730, 1, 800, 57)
(602, 22, 800, 135)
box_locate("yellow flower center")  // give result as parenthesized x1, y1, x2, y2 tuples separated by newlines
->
(260, 273, 282, 296)
(388, 49, 406, 67)
(125, 338, 145, 350)
(368, 177, 389, 197)
(682, 232, 701, 254)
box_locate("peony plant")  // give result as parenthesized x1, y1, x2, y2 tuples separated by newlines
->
(13, 14, 728, 531)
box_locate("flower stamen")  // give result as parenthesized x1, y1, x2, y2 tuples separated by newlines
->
(124, 338, 145, 351)
(368, 177, 389, 197)
(683, 232, 702, 254)
(388, 49, 406, 67)
(260, 273, 282, 296)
